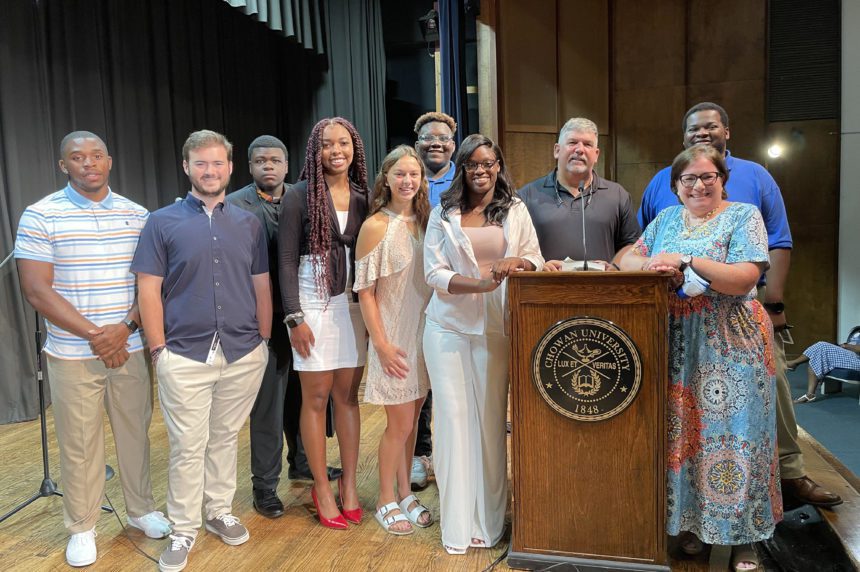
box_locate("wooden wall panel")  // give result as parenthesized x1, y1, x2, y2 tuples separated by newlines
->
(688, 0, 766, 84)
(612, 0, 686, 199)
(504, 131, 556, 189)
(612, 0, 686, 92)
(558, 0, 609, 130)
(499, 0, 557, 131)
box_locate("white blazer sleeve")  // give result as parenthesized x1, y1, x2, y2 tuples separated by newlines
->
(513, 200, 545, 271)
(424, 207, 457, 292)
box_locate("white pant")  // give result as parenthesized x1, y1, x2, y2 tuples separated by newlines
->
(156, 342, 267, 537)
(423, 318, 509, 551)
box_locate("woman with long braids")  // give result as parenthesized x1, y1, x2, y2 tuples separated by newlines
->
(279, 118, 369, 529)
(423, 134, 544, 554)
(354, 146, 434, 535)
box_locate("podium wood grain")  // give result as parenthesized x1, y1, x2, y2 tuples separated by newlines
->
(508, 272, 669, 568)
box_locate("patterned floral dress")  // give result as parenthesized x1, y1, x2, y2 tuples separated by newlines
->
(634, 202, 783, 545)
(353, 209, 432, 404)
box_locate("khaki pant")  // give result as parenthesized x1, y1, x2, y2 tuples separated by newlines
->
(757, 288, 805, 479)
(773, 333, 805, 478)
(46, 351, 155, 533)
(156, 342, 267, 538)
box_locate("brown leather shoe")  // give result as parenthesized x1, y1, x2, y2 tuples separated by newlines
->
(781, 476, 843, 508)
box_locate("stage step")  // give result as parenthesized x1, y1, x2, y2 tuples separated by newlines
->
(796, 426, 860, 570)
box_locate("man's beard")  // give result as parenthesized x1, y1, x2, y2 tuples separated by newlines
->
(191, 178, 229, 197)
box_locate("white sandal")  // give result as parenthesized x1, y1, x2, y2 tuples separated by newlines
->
(398, 494, 433, 528)
(444, 544, 467, 555)
(374, 502, 413, 536)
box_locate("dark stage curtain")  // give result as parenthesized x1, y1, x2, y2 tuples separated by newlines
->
(439, 0, 467, 147)
(0, 0, 386, 424)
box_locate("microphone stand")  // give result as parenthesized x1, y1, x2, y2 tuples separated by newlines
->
(0, 250, 113, 523)
(578, 181, 589, 271)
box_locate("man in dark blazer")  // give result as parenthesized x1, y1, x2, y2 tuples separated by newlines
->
(227, 135, 341, 519)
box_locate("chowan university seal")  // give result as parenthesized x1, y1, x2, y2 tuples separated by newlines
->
(531, 316, 642, 422)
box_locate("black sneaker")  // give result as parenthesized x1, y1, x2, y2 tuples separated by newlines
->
(252, 488, 284, 518)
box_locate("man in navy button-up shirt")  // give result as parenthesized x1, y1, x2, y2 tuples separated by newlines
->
(132, 130, 271, 570)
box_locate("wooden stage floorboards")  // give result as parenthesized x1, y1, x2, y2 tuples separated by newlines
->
(1, 383, 857, 571)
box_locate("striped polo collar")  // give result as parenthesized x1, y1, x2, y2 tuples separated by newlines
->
(63, 183, 115, 209)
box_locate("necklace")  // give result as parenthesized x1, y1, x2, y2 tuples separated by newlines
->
(682, 206, 721, 238)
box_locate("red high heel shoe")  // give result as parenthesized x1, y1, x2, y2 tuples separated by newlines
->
(338, 477, 363, 524)
(311, 485, 348, 529)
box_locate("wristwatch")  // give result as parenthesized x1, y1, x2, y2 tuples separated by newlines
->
(679, 254, 693, 272)
(285, 312, 305, 329)
(123, 318, 139, 333)
(763, 302, 785, 315)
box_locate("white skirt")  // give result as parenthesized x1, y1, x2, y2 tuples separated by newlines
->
(289, 255, 367, 371)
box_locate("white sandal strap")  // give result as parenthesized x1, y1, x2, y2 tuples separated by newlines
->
(382, 513, 409, 526)
(398, 495, 429, 524)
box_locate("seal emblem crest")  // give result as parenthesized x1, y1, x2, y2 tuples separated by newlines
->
(531, 316, 642, 421)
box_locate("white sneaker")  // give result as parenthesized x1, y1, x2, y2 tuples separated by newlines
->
(128, 510, 173, 539)
(66, 527, 97, 567)
(410, 456, 428, 489)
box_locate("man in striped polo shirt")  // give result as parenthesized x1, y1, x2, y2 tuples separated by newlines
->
(15, 131, 171, 567)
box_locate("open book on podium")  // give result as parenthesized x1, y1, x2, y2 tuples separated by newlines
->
(507, 270, 670, 571)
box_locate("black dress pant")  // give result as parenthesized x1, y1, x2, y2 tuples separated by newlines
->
(413, 390, 433, 458)
(250, 317, 302, 490)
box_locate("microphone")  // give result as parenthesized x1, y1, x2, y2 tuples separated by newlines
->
(579, 180, 588, 271)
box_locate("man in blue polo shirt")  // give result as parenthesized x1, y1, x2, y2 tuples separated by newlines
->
(15, 131, 171, 567)
(410, 111, 458, 489)
(638, 102, 842, 508)
(133, 130, 271, 572)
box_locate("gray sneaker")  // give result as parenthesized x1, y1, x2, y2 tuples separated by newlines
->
(159, 534, 193, 572)
(205, 513, 249, 545)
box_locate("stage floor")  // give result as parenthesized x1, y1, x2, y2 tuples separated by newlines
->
(1, 380, 857, 571)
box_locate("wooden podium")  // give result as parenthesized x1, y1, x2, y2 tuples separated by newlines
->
(507, 272, 670, 571)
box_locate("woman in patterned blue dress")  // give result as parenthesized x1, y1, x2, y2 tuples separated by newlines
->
(620, 144, 782, 571)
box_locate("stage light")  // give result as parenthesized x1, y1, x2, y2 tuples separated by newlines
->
(767, 143, 783, 159)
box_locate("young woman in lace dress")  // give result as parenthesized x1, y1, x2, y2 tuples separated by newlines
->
(354, 146, 434, 535)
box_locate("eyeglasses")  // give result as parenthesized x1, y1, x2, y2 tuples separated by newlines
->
(678, 172, 721, 188)
(464, 159, 499, 172)
(417, 134, 454, 144)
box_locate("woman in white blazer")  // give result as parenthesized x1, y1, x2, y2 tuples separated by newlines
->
(423, 134, 544, 554)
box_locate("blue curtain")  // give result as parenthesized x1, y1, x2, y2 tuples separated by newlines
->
(439, 0, 468, 145)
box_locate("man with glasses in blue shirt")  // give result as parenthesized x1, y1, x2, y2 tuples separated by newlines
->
(415, 112, 458, 208)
